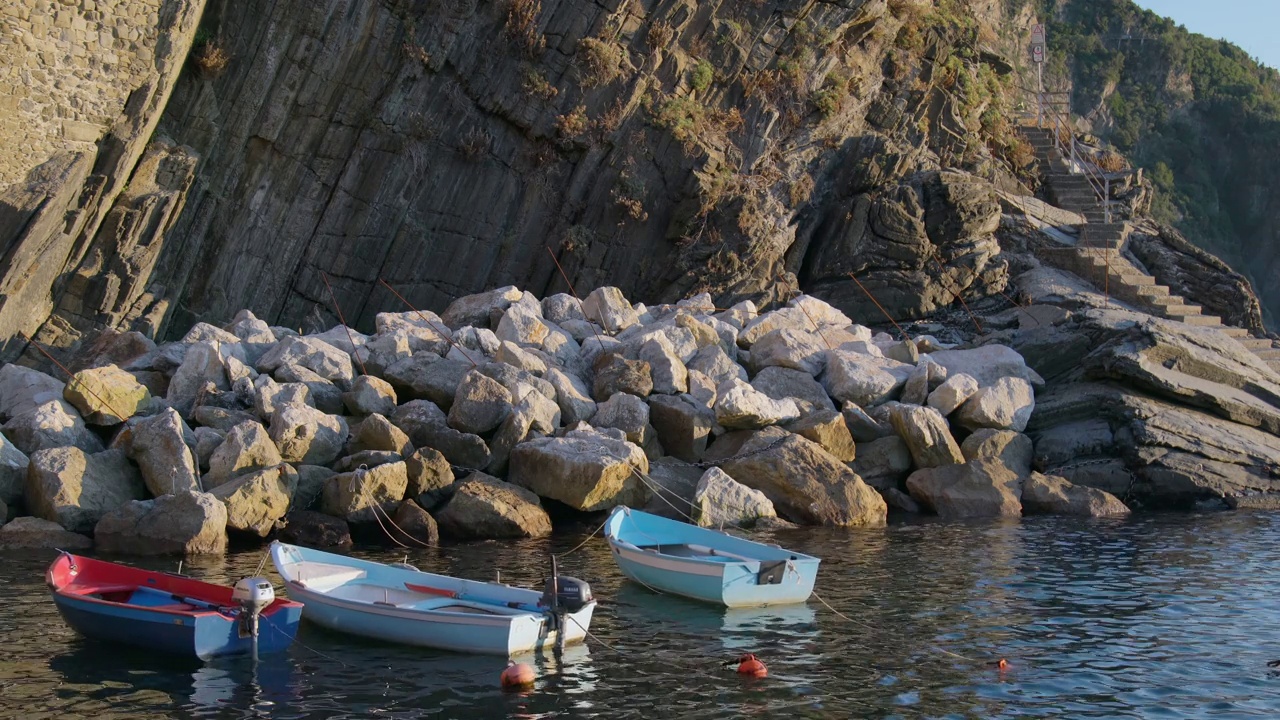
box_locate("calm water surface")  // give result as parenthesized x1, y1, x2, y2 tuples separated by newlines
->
(4, 513, 1280, 718)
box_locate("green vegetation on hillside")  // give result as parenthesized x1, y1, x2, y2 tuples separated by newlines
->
(1024, 0, 1280, 321)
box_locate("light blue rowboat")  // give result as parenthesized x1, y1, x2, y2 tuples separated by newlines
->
(603, 506, 820, 607)
(270, 542, 596, 656)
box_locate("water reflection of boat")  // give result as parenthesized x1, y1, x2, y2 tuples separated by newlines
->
(46, 644, 296, 711)
(614, 584, 819, 653)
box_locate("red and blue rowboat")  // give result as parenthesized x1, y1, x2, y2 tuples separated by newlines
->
(47, 552, 303, 660)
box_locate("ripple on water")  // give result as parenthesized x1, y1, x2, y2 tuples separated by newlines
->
(3, 514, 1280, 717)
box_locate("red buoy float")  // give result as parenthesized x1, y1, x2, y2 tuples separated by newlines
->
(501, 662, 536, 689)
(736, 653, 768, 677)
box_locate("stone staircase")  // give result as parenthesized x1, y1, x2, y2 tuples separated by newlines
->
(1020, 125, 1280, 372)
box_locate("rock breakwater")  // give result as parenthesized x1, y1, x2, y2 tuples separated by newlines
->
(0, 284, 1142, 555)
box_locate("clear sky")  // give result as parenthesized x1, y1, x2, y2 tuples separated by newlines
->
(1133, 0, 1280, 69)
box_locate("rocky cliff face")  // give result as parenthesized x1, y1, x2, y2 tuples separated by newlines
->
(2, 0, 1036, 360)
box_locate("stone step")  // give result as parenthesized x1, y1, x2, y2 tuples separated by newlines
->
(1238, 337, 1274, 349)
(1220, 326, 1251, 338)
(1253, 348, 1280, 361)
(1080, 222, 1129, 235)
(1163, 304, 1204, 317)
(1170, 314, 1221, 326)
(1268, 361, 1280, 374)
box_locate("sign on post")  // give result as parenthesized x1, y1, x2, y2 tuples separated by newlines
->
(1031, 23, 1046, 64)
(1031, 44, 1045, 63)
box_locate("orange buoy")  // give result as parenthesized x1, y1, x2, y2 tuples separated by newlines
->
(736, 653, 768, 678)
(501, 662, 536, 689)
(996, 658, 1010, 671)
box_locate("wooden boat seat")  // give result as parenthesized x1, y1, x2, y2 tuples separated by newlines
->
(638, 543, 754, 563)
(289, 561, 367, 590)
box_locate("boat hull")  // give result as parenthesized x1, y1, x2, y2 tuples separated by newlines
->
(47, 553, 302, 661)
(271, 542, 594, 656)
(53, 594, 302, 660)
(604, 506, 820, 608)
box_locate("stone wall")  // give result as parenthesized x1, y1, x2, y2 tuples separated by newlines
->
(0, 0, 171, 189)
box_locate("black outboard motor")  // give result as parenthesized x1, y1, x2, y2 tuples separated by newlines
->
(541, 575, 594, 614)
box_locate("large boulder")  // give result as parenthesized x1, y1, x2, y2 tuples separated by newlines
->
(347, 414, 412, 457)
(887, 404, 964, 468)
(648, 394, 712, 462)
(94, 491, 229, 555)
(167, 341, 228, 415)
(842, 401, 894, 442)
(715, 379, 800, 430)
(290, 464, 336, 512)
(786, 410, 856, 462)
(442, 286, 523, 329)
(388, 499, 440, 545)
(960, 429, 1033, 476)
(688, 345, 747, 387)
(209, 464, 298, 536)
(341, 375, 398, 417)
(592, 393, 656, 449)
(191, 405, 258, 432)
(751, 366, 835, 415)
(0, 365, 65, 420)
(385, 356, 472, 409)
(3, 398, 104, 455)
(748, 328, 828, 377)
(26, 447, 147, 532)
(278, 510, 353, 548)
(204, 421, 284, 487)
(448, 371, 513, 434)
(268, 403, 348, 466)
(592, 352, 652, 401)
(495, 296, 550, 345)
(323, 461, 409, 523)
(719, 428, 887, 526)
(822, 351, 903, 406)
(0, 435, 29, 505)
(434, 473, 553, 539)
(581, 287, 640, 333)
(122, 408, 200, 496)
(1022, 472, 1130, 517)
(257, 335, 354, 387)
(927, 373, 980, 416)
(406, 447, 455, 506)
(508, 428, 649, 511)
(392, 400, 491, 469)
(0, 516, 92, 550)
(642, 458, 703, 519)
(954, 376, 1035, 432)
(273, 365, 344, 415)
(929, 345, 1043, 388)
(376, 310, 453, 355)
(637, 334, 688, 395)
(544, 368, 597, 425)
(905, 458, 1023, 519)
(849, 436, 912, 491)
(694, 467, 776, 528)
(63, 365, 151, 425)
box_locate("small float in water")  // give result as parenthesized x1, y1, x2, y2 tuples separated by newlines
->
(270, 541, 596, 656)
(46, 552, 302, 660)
(604, 506, 820, 607)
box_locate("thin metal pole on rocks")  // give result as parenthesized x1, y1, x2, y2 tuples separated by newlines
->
(376, 278, 478, 367)
(319, 271, 368, 376)
(845, 273, 911, 342)
(22, 334, 131, 422)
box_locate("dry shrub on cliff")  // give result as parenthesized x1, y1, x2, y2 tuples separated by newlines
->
(506, 0, 546, 58)
(192, 41, 231, 79)
(554, 105, 589, 138)
(459, 127, 492, 159)
(576, 38, 623, 87)
(612, 164, 649, 222)
(647, 21, 675, 52)
(1096, 150, 1128, 173)
(789, 174, 815, 207)
(650, 95, 743, 151)
(521, 65, 558, 100)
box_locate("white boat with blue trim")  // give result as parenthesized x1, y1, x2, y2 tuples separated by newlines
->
(270, 542, 595, 656)
(603, 506, 820, 608)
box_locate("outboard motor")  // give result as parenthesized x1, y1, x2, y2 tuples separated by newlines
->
(541, 575, 594, 614)
(232, 576, 275, 657)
